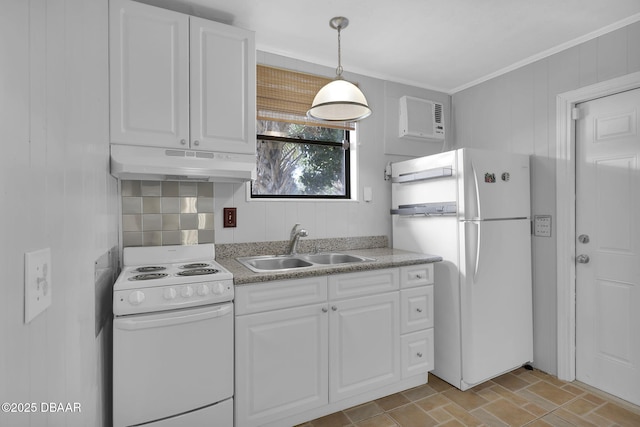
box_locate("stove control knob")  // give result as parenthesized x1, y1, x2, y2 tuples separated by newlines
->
(128, 291, 145, 305)
(163, 288, 177, 300)
(197, 284, 210, 296)
(181, 285, 194, 298)
(212, 283, 225, 295)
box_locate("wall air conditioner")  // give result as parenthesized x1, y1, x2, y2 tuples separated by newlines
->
(399, 96, 445, 140)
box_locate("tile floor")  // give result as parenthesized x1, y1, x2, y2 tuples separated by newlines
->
(296, 368, 640, 427)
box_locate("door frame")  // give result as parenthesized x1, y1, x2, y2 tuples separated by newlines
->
(555, 71, 640, 382)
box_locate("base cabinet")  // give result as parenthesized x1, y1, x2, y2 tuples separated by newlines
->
(235, 304, 328, 426)
(235, 265, 434, 427)
(329, 292, 400, 402)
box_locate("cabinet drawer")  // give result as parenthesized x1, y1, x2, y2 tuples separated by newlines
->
(400, 286, 434, 334)
(235, 277, 327, 315)
(401, 329, 434, 379)
(328, 268, 399, 300)
(400, 264, 434, 288)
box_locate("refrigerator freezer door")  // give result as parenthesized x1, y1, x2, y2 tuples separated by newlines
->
(458, 148, 530, 220)
(459, 219, 533, 389)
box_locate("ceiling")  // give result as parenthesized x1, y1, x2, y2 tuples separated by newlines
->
(140, 0, 640, 93)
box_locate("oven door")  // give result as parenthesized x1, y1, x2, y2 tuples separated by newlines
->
(113, 303, 233, 427)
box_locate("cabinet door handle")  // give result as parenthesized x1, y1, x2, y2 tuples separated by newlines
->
(180, 139, 187, 145)
(331, 305, 338, 311)
(416, 308, 423, 313)
(322, 307, 328, 313)
(417, 352, 423, 358)
(193, 140, 200, 146)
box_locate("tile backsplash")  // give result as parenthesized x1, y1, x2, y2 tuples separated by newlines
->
(121, 180, 214, 247)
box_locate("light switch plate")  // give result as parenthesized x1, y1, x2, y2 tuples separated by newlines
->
(24, 248, 52, 323)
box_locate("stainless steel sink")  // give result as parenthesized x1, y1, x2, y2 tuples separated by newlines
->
(299, 253, 374, 265)
(237, 255, 313, 273)
(237, 252, 375, 273)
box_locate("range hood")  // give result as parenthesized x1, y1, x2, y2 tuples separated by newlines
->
(110, 145, 256, 182)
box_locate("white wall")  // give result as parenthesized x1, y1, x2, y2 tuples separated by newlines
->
(451, 21, 640, 375)
(0, 1, 118, 426)
(214, 51, 451, 244)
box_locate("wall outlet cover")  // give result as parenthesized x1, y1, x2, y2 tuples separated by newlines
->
(223, 207, 237, 228)
(25, 248, 52, 323)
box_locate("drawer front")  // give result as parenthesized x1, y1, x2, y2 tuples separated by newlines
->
(400, 264, 434, 289)
(400, 286, 434, 334)
(235, 277, 327, 315)
(328, 268, 399, 300)
(401, 329, 434, 379)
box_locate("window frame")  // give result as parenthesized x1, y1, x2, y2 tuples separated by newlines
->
(250, 65, 360, 201)
(250, 129, 352, 200)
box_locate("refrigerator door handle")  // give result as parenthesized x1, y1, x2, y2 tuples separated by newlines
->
(464, 221, 482, 284)
(469, 221, 482, 283)
(474, 222, 481, 282)
(467, 160, 482, 220)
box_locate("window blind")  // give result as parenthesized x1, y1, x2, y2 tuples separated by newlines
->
(257, 65, 356, 131)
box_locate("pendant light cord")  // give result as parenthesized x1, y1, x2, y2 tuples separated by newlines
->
(336, 26, 343, 78)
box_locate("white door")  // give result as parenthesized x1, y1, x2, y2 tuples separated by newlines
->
(235, 303, 328, 427)
(329, 292, 400, 402)
(575, 88, 640, 406)
(109, 0, 190, 148)
(190, 17, 256, 154)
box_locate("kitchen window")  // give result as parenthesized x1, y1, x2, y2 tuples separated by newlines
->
(252, 65, 357, 199)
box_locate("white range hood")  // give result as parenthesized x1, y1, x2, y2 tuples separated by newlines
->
(110, 145, 256, 182)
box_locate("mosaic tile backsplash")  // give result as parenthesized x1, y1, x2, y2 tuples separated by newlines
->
(121, 181, 214, 247)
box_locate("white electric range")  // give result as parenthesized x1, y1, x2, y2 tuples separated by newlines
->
(113, 244, 234, 427)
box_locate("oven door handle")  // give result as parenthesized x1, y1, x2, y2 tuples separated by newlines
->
(115, 304, 232, 331)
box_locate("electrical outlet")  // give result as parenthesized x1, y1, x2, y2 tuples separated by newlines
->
(223, 207, 237, 228)
(24, 248, 52, 323)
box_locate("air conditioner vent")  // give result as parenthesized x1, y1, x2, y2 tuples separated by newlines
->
(434, 103, 443, 124)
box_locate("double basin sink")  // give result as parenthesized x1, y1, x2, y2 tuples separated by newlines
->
(237, 252, 375, 273)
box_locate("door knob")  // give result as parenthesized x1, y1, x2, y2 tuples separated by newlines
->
(576, 254, 590, 264)
(578, 234, 590, 244)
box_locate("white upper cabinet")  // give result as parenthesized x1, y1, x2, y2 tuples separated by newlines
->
(109, 0, 256, 154)
(190, 17, 255, 153)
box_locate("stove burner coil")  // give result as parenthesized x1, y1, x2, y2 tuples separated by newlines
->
(129, 273, 169, 281)
(134, 266, 166, 273)
(180, 263, 210, 269)
(176, 268, 219, 276)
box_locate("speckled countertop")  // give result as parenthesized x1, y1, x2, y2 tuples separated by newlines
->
(214, 236, 442, 285)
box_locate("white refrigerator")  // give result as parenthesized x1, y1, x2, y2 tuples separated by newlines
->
(391, 148, 533, 390)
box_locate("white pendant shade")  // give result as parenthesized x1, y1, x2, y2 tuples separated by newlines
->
(307, 79, 372, 122)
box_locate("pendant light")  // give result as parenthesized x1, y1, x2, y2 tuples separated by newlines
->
(307, 17, 372, 122)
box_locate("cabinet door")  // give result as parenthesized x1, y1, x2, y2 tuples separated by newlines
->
(190, 17, 256, 154)
(236, 304, 328, 427)
(109, 0, 189, 148)
(329, 292, 400, 402)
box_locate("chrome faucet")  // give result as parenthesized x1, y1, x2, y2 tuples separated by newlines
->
(287, 223, 308, 255)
